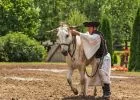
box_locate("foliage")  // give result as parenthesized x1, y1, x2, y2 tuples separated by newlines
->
(129, 7, 140, 71)
(67, 9, 88, 32)
(34, 0, 70, 42)
(84, 0, 107, 21)
(0, 32, 46, 62)
(33, 0, 140, 43)
(67, 9, 87, 26)
(0, 37, 8, 61)
(104, 0, 139, 42)
(0, 0, 40, 37)
(113, 53, 118, 64)
(0, 0, 140, 63)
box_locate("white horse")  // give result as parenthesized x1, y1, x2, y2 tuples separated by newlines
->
(57, 24, 101, 96)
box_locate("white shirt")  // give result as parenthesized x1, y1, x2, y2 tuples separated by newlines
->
(80, 32, 101, 59)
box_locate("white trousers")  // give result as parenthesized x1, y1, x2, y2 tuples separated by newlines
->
(99, 53, 111, 84)
(86, 53, 111, 86)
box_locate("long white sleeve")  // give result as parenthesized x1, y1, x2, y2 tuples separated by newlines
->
(80, 33, 101, 59)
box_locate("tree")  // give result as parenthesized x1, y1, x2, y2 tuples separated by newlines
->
(84, 0, 107, 21)
(0, 0, 40, 37)
(67, 9, 88, 32)
(34, 0, 70, 42)
(129, 7, 140, 71)
(34, 0, 89, 42)
(104, 0, 139, 43)
(100, 16, 113, 62)
(33, 0, 140, 44)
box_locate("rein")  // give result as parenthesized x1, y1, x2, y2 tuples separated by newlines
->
(85, 33, 107, 78)
(85, 56, 104, 78)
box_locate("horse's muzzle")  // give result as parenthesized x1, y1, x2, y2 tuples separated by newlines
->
(61, 50, 68, 56)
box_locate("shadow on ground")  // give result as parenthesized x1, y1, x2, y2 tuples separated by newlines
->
(62, 96, 103, 100)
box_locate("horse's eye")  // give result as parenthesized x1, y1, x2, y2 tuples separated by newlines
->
(66, 34, 69, 38)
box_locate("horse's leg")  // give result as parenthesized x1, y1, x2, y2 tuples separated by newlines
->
(78, 67, 86, 96)
(67, 68, 78, 95)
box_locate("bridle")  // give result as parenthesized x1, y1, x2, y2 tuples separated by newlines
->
(46, 25, 77, 61)
(59, 36, 76, 59)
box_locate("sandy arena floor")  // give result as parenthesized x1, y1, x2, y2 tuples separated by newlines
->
(0, 63, 140, 100)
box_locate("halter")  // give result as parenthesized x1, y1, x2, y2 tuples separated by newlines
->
(59, 36, 76, 59)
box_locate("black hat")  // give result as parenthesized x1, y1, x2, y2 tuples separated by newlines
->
(83, 21, 100, 27)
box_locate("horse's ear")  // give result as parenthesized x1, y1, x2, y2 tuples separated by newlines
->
(52, 28, 59, 33)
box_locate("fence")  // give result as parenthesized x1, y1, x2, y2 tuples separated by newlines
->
(46, 45, 66, 62)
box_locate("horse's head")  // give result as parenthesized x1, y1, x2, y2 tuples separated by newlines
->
(57, 24, 73, 56)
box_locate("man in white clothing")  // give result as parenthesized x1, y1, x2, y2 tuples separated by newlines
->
(70, 21, 111, 99)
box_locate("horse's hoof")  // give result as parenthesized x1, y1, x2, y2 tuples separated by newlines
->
(79, 92, 86, 97)
(72, 88, 78, 95)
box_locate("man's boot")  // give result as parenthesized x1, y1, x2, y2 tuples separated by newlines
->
(102, 83, 111, 100)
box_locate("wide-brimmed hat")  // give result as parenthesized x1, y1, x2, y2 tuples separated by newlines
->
(83, 21, 100, 27)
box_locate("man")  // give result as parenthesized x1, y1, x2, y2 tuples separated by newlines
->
(71, 21, 111, 99)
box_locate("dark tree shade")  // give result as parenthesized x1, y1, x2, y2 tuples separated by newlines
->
(100, 16, 113, 63)
(129, 7, 140, 71)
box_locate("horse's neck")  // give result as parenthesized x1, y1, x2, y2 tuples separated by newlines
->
(72, 36, 85, 60)
(70, 36, 82, 51)
(68, 36, 77, 55)
(73, 36, 95, 64)
(67, 36, 96, 67)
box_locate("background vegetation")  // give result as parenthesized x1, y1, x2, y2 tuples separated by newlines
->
(0, 0, 140, 71)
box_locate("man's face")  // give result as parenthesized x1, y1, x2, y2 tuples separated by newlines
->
(87, 26, 96, 34)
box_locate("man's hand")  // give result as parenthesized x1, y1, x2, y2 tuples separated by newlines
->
(70, 29, 80, 36)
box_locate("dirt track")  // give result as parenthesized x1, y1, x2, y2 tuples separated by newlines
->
(0, 63, 140, 100)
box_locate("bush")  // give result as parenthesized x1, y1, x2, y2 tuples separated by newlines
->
(0, 32, 46, 62)
(113, 53, 118, 64)
(0, 37, 8, 61)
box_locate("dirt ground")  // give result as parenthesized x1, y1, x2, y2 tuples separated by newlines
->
(0, 63, 140, 100)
